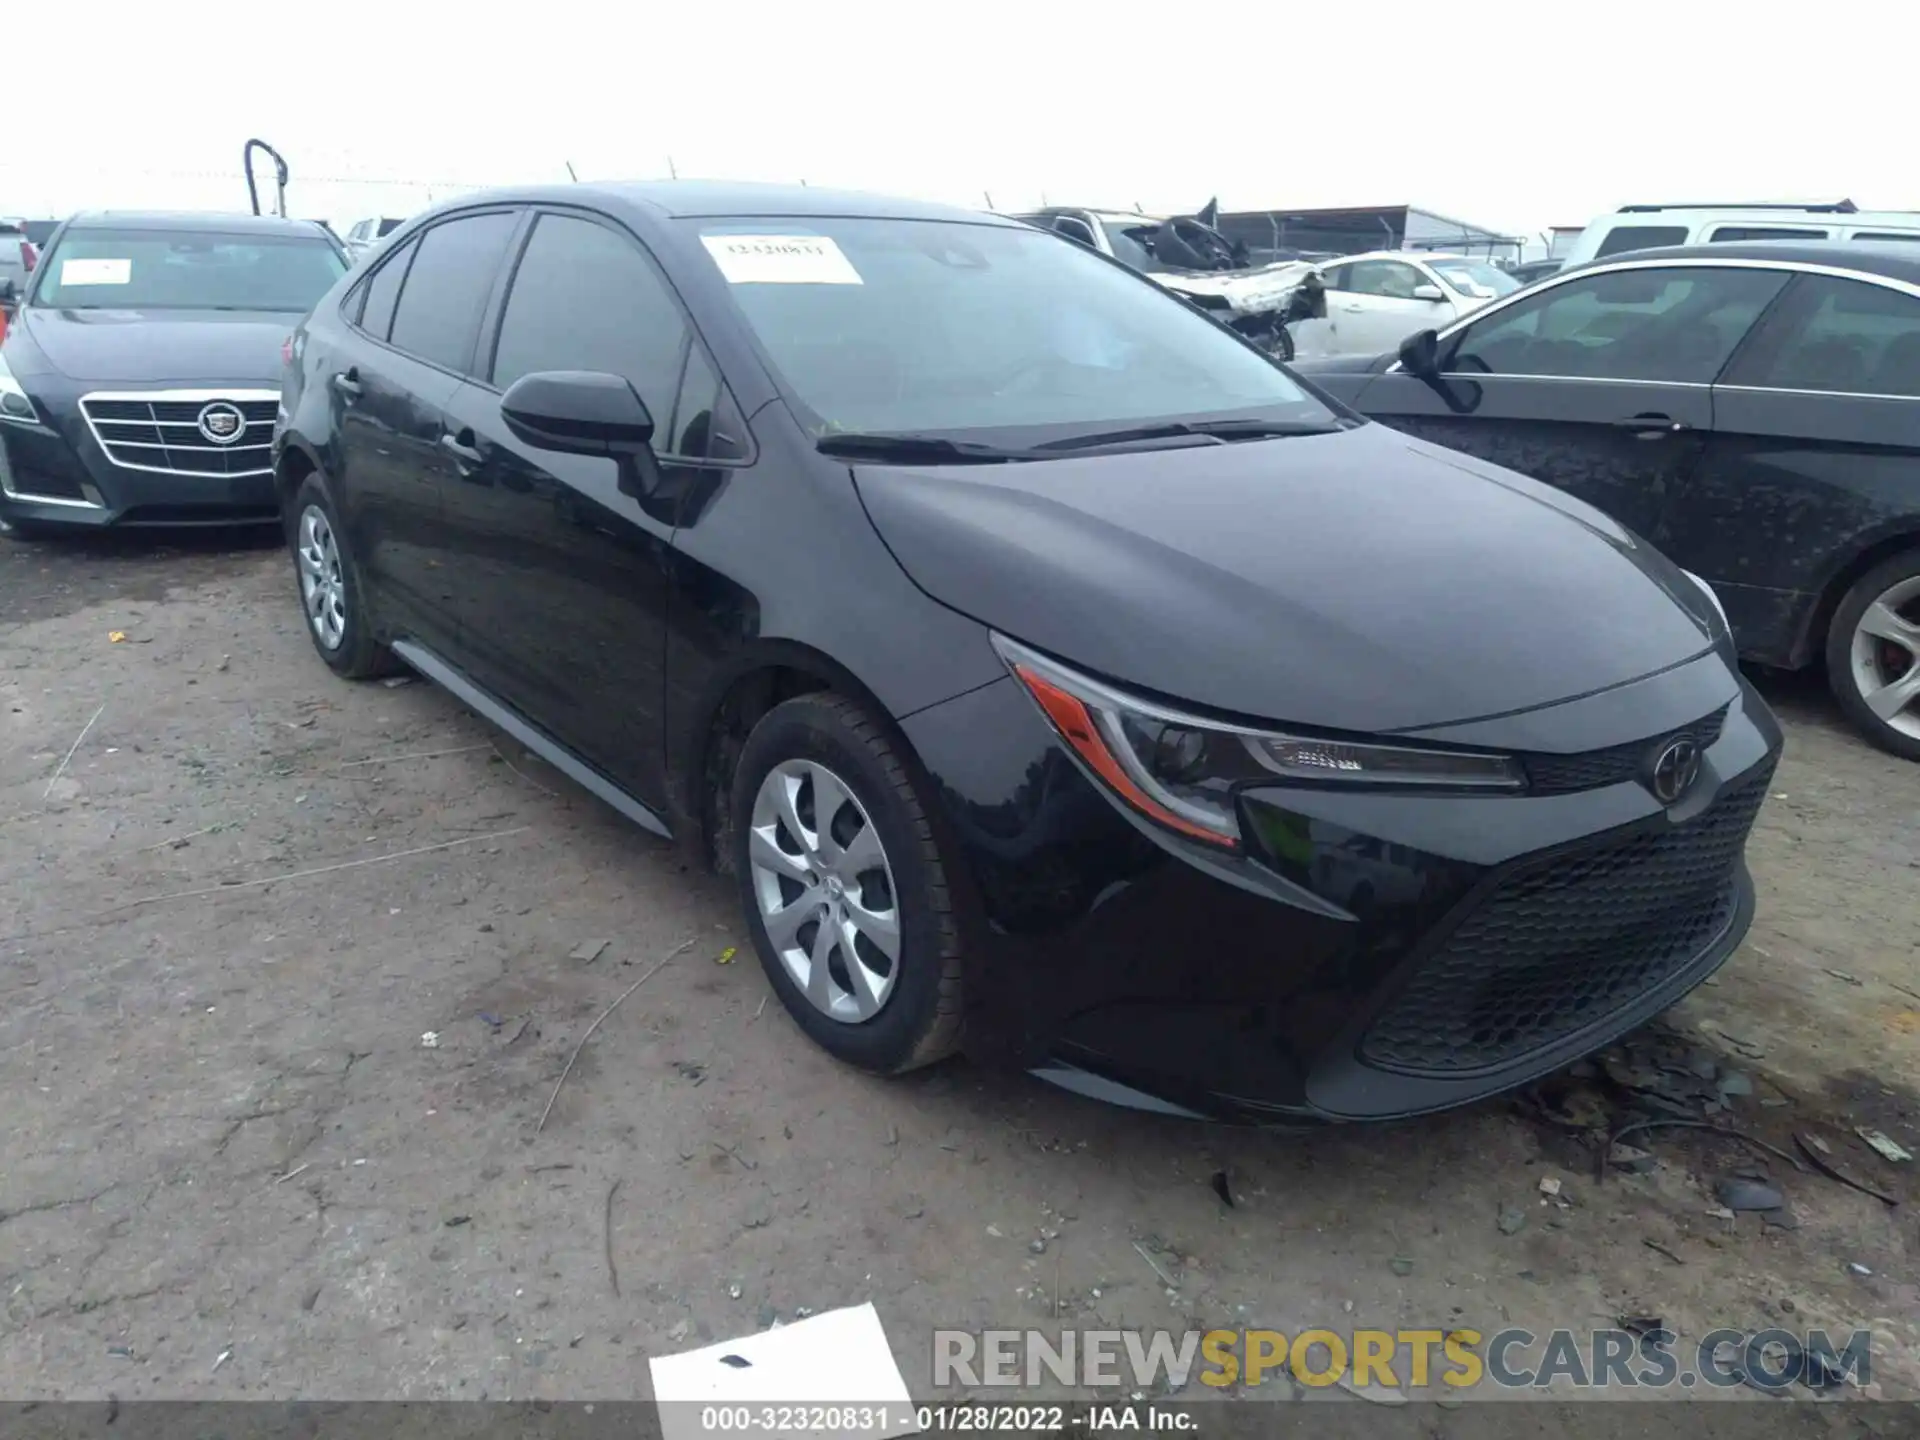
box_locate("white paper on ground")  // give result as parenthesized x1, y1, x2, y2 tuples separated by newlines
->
(60, 258, 132, 285)
(649, 1301, 919, 1440)
(701, 234, 863, 285)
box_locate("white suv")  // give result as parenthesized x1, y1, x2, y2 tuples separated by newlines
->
(1561, 202, 1920, 269)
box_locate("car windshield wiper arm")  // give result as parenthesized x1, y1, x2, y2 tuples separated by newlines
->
(815, 431, 1037, 464)
(1033, 418, 1343, 452)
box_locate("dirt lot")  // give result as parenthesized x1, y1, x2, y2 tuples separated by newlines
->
(2, 529, 1917, 1413)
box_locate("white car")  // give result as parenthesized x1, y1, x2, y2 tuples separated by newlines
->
(343, 216, 408, 263)
(1291, 251, 1520, 359)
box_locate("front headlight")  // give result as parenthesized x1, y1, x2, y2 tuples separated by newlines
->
(992, 635, 1524, 849)
(0, 351, 39, 425)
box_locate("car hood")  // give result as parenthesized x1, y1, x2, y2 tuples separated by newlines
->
(851, 423, 1715, 734)
(13, 306, 292, 383)
(1289, 352, 1393, 377)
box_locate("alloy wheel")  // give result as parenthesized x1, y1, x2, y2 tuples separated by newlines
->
(747, 758, 902, 1023)
(297, 505, 347, 651)
(1848, 574, 1920, 743)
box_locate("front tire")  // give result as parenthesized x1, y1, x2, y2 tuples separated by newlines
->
(1826, 548, 1920, 761)
(287, 475, 397, 680)
(731, 692, 964, 1073)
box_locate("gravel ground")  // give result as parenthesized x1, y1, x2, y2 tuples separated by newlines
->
(1, 528, 1916, 1412)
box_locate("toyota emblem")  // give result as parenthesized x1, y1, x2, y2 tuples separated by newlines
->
(197, 402, 246, 446)
(1649, 737, 1702, 805)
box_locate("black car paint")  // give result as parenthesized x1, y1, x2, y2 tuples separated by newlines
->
(276, 183, 1782, 1122)
(1295, 243, 1920, 671)
(0, 211, 348, 529)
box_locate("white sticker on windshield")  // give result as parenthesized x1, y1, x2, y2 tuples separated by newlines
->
(61, 258, 132, 285)
(701, 234, 862, 286)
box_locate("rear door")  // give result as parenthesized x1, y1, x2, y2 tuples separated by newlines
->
(1347, 263, 1790, 538)
(329, 210, 520, 649)
(437, 208, 744, 808)
(1660, 272, 1920, 664)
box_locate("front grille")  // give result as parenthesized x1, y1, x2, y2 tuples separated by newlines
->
(79, 394, 277, 478)
(1522, 705, 1730, 795)
(1359, 761, 1774, 1076)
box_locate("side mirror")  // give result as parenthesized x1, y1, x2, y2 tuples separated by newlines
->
(1411, 283, 1445, 303)
(500, 371, 655, 456)
(0, 277, 17, 306)
(1398, 328, 1441, 377)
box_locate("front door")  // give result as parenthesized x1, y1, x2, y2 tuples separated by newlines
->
(1352, 263, 1791, 540)
(1662, 271, 1920, 664)
(1321, 258, 1457, 357)
(437, 209, 706, 809)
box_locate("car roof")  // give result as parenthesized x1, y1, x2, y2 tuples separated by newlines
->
(1576, 240, 1920, 285)
(425, 180, 1015, 227)
(64, 210, 336, 236)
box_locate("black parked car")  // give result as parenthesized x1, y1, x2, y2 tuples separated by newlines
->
(274, 182, 1782, 1123)
(1294, 242, 1920, 760)
(0, 211, 347, 533)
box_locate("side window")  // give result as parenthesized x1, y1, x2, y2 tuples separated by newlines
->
(667, 344, 751, 461)
(1725, 276, 1920, 398)
(1851, 232, 1920, 245)
(388, 211, 519, 373)
(1051, 216, 1098, 248)
(1445, 267, 1789, 383)
(353, 236, 415, 341)
(1345, 261, 1423, 299)
(1320, 262, 1353, 291)
(489, 213, 690, 426)
(1708, 226, 1826, 243)
(1592, 225, 1689, 259)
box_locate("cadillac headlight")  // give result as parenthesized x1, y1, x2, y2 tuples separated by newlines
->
(0, 352, 39, 425)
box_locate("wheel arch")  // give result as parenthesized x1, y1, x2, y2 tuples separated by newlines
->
(1793, 525, 1920, 669)
(673, 639, 906, 874)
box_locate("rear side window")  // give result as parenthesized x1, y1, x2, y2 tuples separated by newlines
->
(1592, 225, 1689, 258)
(489, 213, 688, 418)
(1726, 276, 1920, 397)
(353, 236, 415, 341)
(1708, 226, 1826, 242)
(388, 211, 518, 373)
(1446, 266, 1789, 383)
(1851, 231, 1920, 245)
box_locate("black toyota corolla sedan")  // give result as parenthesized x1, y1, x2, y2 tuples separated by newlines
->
(273, 182, 1783, 1122)
(1293, 243, 1920, 761)
(0, 211, 347, 534)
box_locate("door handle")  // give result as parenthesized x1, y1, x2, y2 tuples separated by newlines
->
(1610, 413, 1689, 437)
(331, 369, 362, 399)
(440, 432, 486, 468)
(1340, 303, 1366, 313)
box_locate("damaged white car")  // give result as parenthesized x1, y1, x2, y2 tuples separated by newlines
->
(1010, 201, 1326, 361)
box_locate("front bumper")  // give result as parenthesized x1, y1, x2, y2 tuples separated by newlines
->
(902, 661, 1783, 1123)
(0, 390, 280, 528)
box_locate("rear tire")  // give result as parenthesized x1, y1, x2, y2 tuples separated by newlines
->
(1825, 547, 1920, 761)
(730, 692, 964, 1073)
(287, 474, 399, 680)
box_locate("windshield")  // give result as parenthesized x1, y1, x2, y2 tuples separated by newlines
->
(1427, 258, 1521, 300)
(1098, 219, 1165, 273)
(32, 229, 347, 311)
(692, 216, 1335, 440)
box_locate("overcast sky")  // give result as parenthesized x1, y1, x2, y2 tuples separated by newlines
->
(7, 2, 1909, 248)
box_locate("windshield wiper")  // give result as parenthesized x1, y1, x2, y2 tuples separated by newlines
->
(1034, 418, 1345, 452)
(816, 431, 1037, 464)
